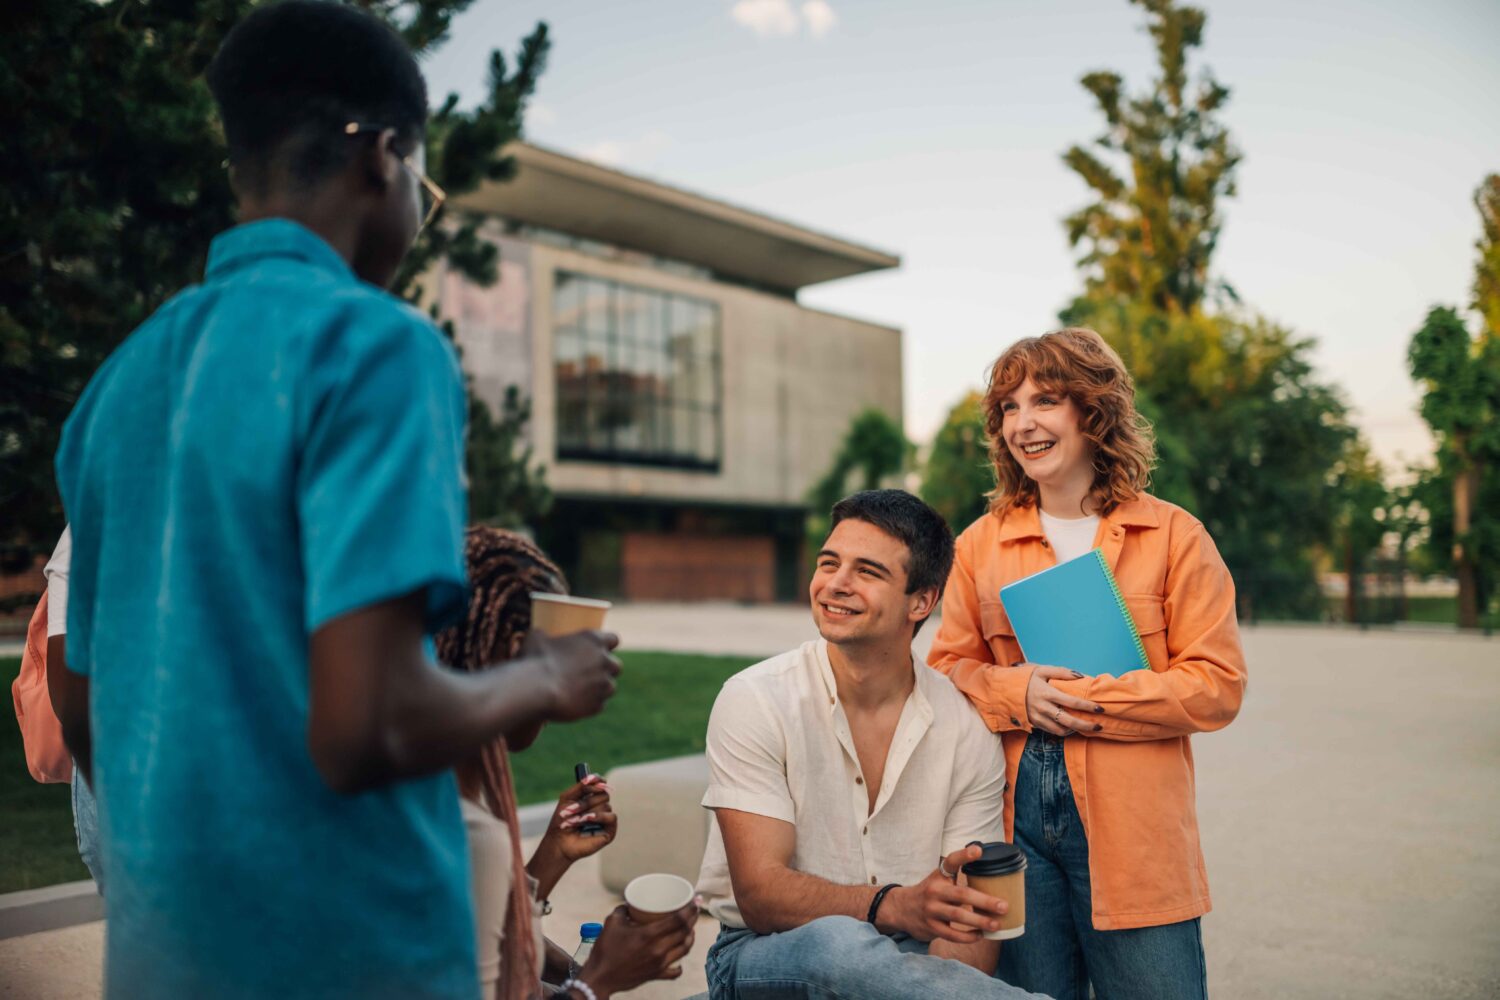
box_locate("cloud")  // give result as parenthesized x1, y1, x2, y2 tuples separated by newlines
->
(526, 102, 558, 128)
(578, 130, 673, 169)
(730, 0, 836, 38)
(801, 0, 837, 38)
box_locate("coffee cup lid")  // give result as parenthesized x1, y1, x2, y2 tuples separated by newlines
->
(960, 840, 1027, 877)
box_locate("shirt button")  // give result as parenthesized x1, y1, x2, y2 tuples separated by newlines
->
(863, 826, 869, 835)
(1041, 540, 1050, 548)
(1010, 717, 1021, 726)
(870, 876, 878, 885)
(855, 776, 864, 785)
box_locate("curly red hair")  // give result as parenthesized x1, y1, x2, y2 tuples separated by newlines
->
(983, 327, 1155, 517)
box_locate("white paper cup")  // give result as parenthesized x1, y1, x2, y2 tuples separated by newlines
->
(623, 872, 695, 924)
(529, 593, 612, 636)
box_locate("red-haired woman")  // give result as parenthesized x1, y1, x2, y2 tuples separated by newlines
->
(928, 328, 1247, 1000)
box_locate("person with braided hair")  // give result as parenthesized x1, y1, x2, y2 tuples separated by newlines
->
(437, 526, 698, 1000)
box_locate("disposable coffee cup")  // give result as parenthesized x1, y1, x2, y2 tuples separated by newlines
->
(529, 593, 611, 637)
(961, 841, 1027, 941)
(623, 872, 695, 924)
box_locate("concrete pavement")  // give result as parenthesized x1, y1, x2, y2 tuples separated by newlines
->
(2, 610, 1496, 998)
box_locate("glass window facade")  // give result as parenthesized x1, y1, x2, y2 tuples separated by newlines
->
(553, 271, 722, 470)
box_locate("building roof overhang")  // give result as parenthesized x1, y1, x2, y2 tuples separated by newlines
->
(451, 143, 900, 294)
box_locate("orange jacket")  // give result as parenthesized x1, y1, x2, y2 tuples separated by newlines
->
(928, 493, 1246, 930)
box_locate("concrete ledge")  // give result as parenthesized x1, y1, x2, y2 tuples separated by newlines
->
(0, 880, 102, 941)
(0, 803, 590, 942)
(518, 800, 553, 839)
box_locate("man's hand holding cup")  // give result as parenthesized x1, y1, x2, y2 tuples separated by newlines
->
(876, 843, 1008, 943)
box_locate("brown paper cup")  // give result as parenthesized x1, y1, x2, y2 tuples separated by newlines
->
(529, 592, 611, 636)
(967, 869, 1026, 940)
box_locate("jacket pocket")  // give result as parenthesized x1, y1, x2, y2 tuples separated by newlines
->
(979, 600, 1022, 664)
(1125, 595, 1167, 669)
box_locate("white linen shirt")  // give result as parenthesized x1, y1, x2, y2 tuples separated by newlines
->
(696, 638, 1006, 929)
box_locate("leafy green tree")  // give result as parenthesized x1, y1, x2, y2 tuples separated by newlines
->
(0, 0, 549, 571)
(1408, 304, 1500, 628)
(1058, 0, 1354, 619)
(1062, 0, 1239, 316)
(920, 392, 993, 534)
(467, 385, 551, 528)
(810, 408, 911, 513)
(1329, 439, 1389, 623)
(1408, 175, 1500, 633)
(1473, 175, 1500, 338)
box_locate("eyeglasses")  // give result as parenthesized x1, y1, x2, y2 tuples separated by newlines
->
(343, 122, 446, 232)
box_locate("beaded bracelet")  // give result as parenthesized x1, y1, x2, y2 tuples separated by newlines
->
(559, 977, 597, 1000)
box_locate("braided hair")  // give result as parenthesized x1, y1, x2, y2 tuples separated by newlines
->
(435, 526, 568, 1000)
(436, 526, 567, 671)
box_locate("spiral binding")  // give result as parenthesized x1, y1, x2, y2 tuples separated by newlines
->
(1093, 549, 1151, 670)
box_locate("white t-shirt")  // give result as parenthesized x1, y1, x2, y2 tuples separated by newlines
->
(43, 527, 71, 637)
(1040, 510, 1100, 564)
(695, 638, 1006, 929)
(461, 796, 545, 997)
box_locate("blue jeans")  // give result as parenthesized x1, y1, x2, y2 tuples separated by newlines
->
(705, 915, 1050, 999)
(72, 765, 105, 891)
(995, 734, 1206, 1000)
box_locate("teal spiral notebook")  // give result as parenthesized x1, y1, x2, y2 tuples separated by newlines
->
(998, 548, 1150, 677)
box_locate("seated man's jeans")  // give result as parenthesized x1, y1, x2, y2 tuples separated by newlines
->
(72, 764, 104, 891)
(995, 733, 1207, 1000)
(705, 915, 1050, 999)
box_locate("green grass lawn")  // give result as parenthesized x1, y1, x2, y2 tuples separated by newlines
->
(1320, 595, 1500, 629)
(0, 650, 752, 893)
(510, 649, 753, 805)
(1, 657, 90, 893)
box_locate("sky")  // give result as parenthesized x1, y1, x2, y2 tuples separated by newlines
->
(421, 0, 1500, 471)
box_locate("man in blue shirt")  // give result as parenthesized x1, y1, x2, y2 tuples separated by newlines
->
(53, 4, 623, 996)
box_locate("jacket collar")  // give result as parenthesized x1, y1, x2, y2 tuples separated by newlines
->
(996, 494, 1159, 542)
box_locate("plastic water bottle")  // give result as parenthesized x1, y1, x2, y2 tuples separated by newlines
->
(573, 922, 603, 967)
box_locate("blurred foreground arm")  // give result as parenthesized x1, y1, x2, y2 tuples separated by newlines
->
(308, 590, 620, 793)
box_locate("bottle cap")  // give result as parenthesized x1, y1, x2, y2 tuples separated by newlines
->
(580, 922, 603, 940)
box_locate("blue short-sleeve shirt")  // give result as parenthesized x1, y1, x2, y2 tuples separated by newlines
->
(55, 220, 478, 999)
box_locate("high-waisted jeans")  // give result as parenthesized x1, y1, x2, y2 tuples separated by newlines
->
(995, 733, 1207, 1000)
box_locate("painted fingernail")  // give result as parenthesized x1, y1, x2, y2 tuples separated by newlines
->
(560, 803, 580, 815)
(1070, 670, 1084, 678)
(1094, 706, 1105, 713)
(1093, 723, 1103, 731)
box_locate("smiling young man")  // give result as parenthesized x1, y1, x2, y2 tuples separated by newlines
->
(695, 490, 1049, 999)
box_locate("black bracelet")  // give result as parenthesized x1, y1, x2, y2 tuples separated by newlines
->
(866, 882, 901, 925)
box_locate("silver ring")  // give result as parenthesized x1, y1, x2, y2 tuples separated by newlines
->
(938, 857, 958, 881)
(1053, 708, 1063, 723)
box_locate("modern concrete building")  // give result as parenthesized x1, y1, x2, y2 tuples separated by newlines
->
(431, 143, 901, 602)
